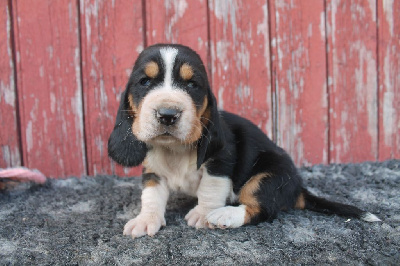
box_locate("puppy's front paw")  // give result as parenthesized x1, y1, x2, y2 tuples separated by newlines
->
(185, 206, 214, 229)
(123, 212, 166, 238)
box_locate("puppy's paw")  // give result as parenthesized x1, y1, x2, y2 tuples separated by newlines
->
(185, 205, 214, 229)
(206, 206, 246, 229)
(123, 212, 166, 238)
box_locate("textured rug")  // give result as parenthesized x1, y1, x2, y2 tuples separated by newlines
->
(1, 160, 399, 265)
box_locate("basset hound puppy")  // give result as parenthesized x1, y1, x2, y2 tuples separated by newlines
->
(108, 44, 380, 239)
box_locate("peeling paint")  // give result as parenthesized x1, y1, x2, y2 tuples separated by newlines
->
(164, 0, 188, 41)
(351, 40, 378, 151)
(383, 0, 394, 36)
(319, 11, 325, 41)
(26, 121, 33, 153)
(210, 0, 238, 43)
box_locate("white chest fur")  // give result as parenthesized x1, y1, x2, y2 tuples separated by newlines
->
(145, 146, 202, 196)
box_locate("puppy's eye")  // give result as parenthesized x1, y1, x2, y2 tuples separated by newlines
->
(187, 81, 197, 89)
(140, 78, 151, 87)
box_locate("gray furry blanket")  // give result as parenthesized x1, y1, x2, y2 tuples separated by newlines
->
(1, 160, 399, 265)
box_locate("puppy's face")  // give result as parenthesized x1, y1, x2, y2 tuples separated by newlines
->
(127, 45, 210, 147)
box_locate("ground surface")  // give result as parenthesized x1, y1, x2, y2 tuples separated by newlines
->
(1, 160, 399, 265)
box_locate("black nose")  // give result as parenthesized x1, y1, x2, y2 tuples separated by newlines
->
(156, 108, 182, 126)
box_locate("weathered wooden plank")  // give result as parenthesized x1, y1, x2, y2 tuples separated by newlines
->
(12, 0, 86, 177)
(208, 0, 273, 137)
(378, 0, 400, 160)
(0, 1, 21, 168)
(145, 0, 209, 65)
(80, 0, 144, 176)
(269, 0, 329, 166)
(326, 0, 378, 163)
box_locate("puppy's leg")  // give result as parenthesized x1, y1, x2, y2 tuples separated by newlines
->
(185, 171, 231, 229)
(124, 173, 169, 238)
(207, 171, 301, 228)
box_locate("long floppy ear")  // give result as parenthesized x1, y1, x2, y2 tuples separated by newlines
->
(108, 89, 147, 167)
(196, 89, 225, 169)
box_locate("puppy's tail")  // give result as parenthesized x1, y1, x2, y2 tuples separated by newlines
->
(297, 188, 381, 222)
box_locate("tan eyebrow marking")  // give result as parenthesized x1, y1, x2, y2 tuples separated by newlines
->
(180, 63, 194, 80)
(144, 61, 159, 78)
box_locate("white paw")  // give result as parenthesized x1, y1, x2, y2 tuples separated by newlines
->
(123, 212, 166, 238)
(206, 206, 246, 229)
(185, 206, 214, 229)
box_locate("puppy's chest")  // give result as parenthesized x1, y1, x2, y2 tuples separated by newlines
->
(145, 148, 201, 196)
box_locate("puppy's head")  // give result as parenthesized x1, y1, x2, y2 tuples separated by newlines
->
(108, 44, 224, 168)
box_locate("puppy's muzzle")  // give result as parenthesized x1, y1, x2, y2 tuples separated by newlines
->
(156, 107, 182, 126)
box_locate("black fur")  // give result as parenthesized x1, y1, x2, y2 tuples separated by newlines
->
(107, 89, 147, 167)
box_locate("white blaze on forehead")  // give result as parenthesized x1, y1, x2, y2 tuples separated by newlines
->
(160, 47, 178, 88)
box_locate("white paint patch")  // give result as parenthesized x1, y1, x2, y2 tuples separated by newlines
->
(160, 47, 179, 88)
(136, 44, 143, 54)
(382, 46, 395, 146)
(50, 93, 56, 113)
(26, 121, 33, 152)
(236, 43, 250, 73)
(218, 86, 225, 109)
(164, 0, 188, 42)
(365, 0, 376, 22)
(1, 7, 16, 108)
(352, 41, 378, 152)
(307, 23, 313, 38)
(319, 11, 326, 41)
(210, 0, 238, 43)
(383, 91, 394, 146)
(383, 0, 394, 36)
(0, 81, 15, 107)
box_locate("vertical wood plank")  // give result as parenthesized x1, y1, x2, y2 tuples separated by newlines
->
(208, 0, 273, 136)
(0, 1, 21, 168)
(326, 0, 378, 163)
(145, 0, 209, 65)
(80, 0, 144, 176)
(12, 0, 86, 177)
(269, 0, 329, 166)
(378, 0, 400, 160)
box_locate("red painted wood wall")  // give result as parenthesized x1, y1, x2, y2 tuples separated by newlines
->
(0, 0, 399, 178)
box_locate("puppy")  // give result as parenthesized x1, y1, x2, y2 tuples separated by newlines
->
(108, 44, 380, 238)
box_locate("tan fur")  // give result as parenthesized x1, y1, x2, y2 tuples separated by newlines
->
(144, 61, 159, 78)
(144, 179, 159, 187)
(295, 192, 306, 209)
(183, 97, 209, 144)
(127, 94, 137, 117)
(179, 63, 194, 80)
(131, 100, 143, 137)
(135, 87, 197, 143)
(239, 172, 271, 224)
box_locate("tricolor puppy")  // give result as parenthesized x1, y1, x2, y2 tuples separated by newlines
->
(108, 44, 380, 238)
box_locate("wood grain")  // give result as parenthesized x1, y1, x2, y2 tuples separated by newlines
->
(269, 0, 329, 166)
(0, 1, 21, 168)
(326, 0, 378, 163)
(12, 0, 86, 177)
(378, 0, 400, 160)
(208, 0, 273, 137)
(145, 0, 209, 65)
(80, 0, 144, 176)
